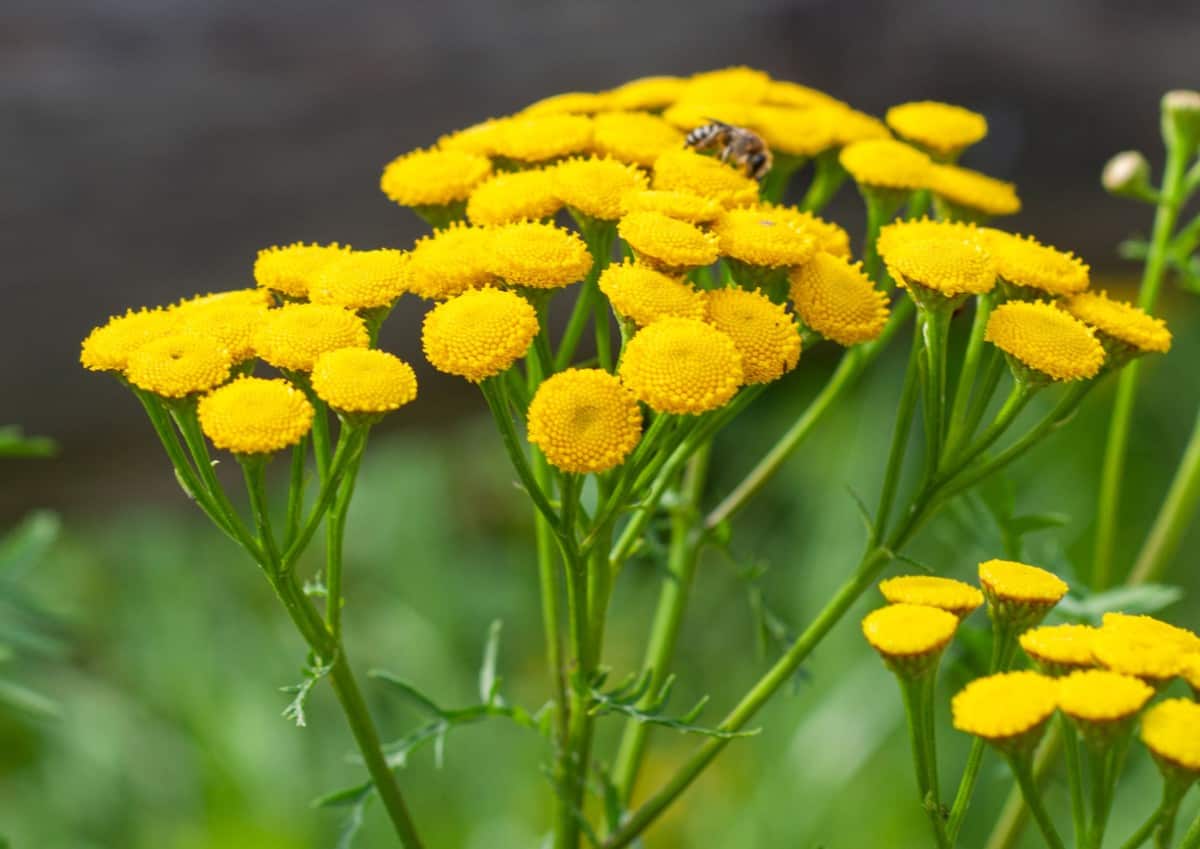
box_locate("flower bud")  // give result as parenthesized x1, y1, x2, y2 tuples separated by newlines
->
(1101, 151, 1156, 202)
(1162, 90, 1200, 154)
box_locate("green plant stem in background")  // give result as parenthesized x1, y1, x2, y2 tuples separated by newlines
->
(1116, 780, 1187, 849)
(325, 452, 361, 636)
(943, 293, 996, 461)
(800, 150, 848, 213)
(1007, 752, 1068, 849)
(1130, 402, 1200, 583)
(1061, 716, 1086, 849)
(871, 326, 922, 545)
(556, 221, 615, 371)
(918, 306, 954, 478)
(1177, 812, 1200, 849)
(1093, 135, 1194, 589)
(900, 674, 951, 849)
(761, 154, 806, 204)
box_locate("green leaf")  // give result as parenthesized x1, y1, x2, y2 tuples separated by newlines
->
(1117, 237, 1150, 262)
(0, 677, 60, 719)
(0, 427, 57, 459)
(311, 781, 374, 808)
(369, 670, 447, 718)
(1056, 584, 1184, 623)
(586, 672, 758, 740)
(0, 511, 61, 576)
(334, 791, 373, 849)
(280, 657, 333, 728)
(1006, 513, 1070, 536)
(479, 619, 503, 704)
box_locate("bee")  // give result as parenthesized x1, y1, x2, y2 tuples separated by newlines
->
(684, 119, 773, 180)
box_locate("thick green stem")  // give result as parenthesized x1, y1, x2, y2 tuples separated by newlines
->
(873, 324, 921, 544)
(799, 150, 848, 213)
(944, 293, 997, 462)
(242, 457, 281, 566)
(901, 674, 951, 849)
(1008, 752, 1069, 849)
(1061, 715, 1087, 849)
(918, 306, 954, 478)
(1130, 402, 1200, 584)
(286, 436, 308, 541)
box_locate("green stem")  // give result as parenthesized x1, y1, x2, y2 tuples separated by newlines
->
(556, 223, 615, 371)
(1117, 783, 1185, 849)
(873, 323, 921, 544)
(984, 725, 1065, 849)
(480, 378, 562, 534)
(1130, 402, 1200, 584)
(862, 190, 906, 284)
(281, 428, 366, 569)
(242, 457, 281, 567)
(325, 452, 360, 636)
(901, 674, 951, 849)
(557, 476, 592, 849)
(1007, 752, 1069, 849)
(1177, 812, 1200, 849)
(962, 348, 1006, 444)
(918, 306, 954, 478)
(800, 149, 848, 213)
(1061, 715, 1087, 849)
(286, 436, 308, 541)
(950, 381, 1035, 472)
(944, 293, 997, 462)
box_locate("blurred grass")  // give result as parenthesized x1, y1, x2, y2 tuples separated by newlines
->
(3, 287, 1199, 848)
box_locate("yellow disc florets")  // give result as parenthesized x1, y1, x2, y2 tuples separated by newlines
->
(1091, 613, 1198, 683)
(978, 230, 1090, 297)
(379, 148, 492, 208)
(760, 205, 851, 258)
(680, 66, 771, 103)
(619, 190, 724, 224)
(173, 299, 269, 364)
(80, 307, 179, 373)
(308, 249, 409, 310)
(522, 91, 610, 116)
(253, 303, 369, 372)
(438, 118, 509, 157)
(1058, 670, 1153, 724)
(704, 287, 801, 384)
(826, 105, 893, 146)
(662, 100, 753, 133)
(405, 223, 496, 300)
(979, 559, 1069, 606)
(764, 79, 843, 110)
(985, 301, 1105, 382)
(839, 139, 933, 191)
(1141, 699, 1200, 774)
(651, 148, 760, 208)
(486, 221, 593, 289)
(526, 369, 643, 474)
(618, 318, 743, 414)
(466, 168, 563, 226)
(254, 242, 351, 299)
(552, 156, 649, 222)
(711, 207, 817, 269)
(124, 333, 232, 398)
(493, 113, 593, 163)
(862, 603, 959, 662)
(311, 348, 418, 414)
(177, 289, 273, 310)
(592, 112, 685, 167)
(885, 101, 988, 156)
(878, 575, 984, 619)
(618, 211, 720, 271)
(929, 164, 1021, 217)
(1101, 613, 1200, 654)
(598, 261, 708, 326)
(421, 287, 539, 382)
(1019, 624, 1098, 674)
(606, 75, 687, 111)
(876, 218, 980, 261)
(1063, 291, 1172, 354)
(952, 671, 1059, 743)
(788, 252, 891, 346)
(884, 236, 996, 298)
(198, 377, 314, 455)
(749, 105, 835, 157)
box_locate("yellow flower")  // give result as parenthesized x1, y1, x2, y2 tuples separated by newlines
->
(679, 66, 771, 103)
(876, 218, 979, 262)
(985, 301, 1105, 382)
(198, 377, 314, 455)
(405, 223, 496, 300)
(311, 348, 418, 414)
(1063, 291, 1172, 354)
(80, 308, 178, 373)
(788, 252, 890, 346)
(493, 113, 593, 163)
(885, 101, 988, 157)
(522, 91, 609, 116)
(174, 300, 268, 364)
(979, 558, 1069, 606)
(651, 148, 760, 208)
(438, 118, 510, 157)
(929, 164, 1021, 217)
(254, 242, 352, 299)
(749, 105, 835, 157)
(466, 169, 563, 226)
(379, 148, 492, 207)
(421, 287, 538, 382)
(862, 603, 959, 676)
(1141, 699, 1200, 775)
(977, 229, 1090, 297)
(710, 207, 817, 269)
(826, 106, 892, 146)
(176, 289, 273, 310)
(619, 190, 724, 224)
(878, 575, 984, 619)
(1092, 614, 1200, 684)
(606, 75, 687, 111)
(1182, 655, 1200, 698)
(125, 333, 232, 398)
(760, 205, 851, 258)
(952, 671, 1059, 745)
(253, 303, 369, 372)
(704, 287, 801, 384)
(618, 211, 720, 271)
(1058, 670, 1153, 725)
(661, 100, 754, 132)
(593, 111, 684, 167)
(308, 249, 409, 310)
(526, 369, 643, 474)
(487, 221, 592, 289)
(840, 139, 933, 191)
(1100, 613, 1200, 654)
(1019, 624, 1098, 675)
(552, 156, 649, 221)
(598, 261, 708, 326)
(618, 318, 743, 414)
(884, 236, 996, 299)
(763, 80, 843, 110)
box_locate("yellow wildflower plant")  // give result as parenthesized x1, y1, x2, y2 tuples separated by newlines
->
(679, 66, 771, 103)
(1100, 613, 1200, 654)
(840, 138, 933, 192)
(253, 303, 369, 373)
(1141, 699, 1200, 776)
(617, 211, 720, 272)
(710, 207, 817, 269)
(977, 229, 1090, 297)
(618, 318, 743, 415)
(311, 348, 418, 415)
(1092, 627, 1188, 685)
(978, 558, 1069, 635)
(985, 301, 1105, 383)
(437, 117, 510, 157)
(175, 288, 273, 311)
(174, 300, 268, 364)
(619, 189, 724, 224)
(486, 221, 592, 289)
(597, 261, 708, 326)
(825, 105, 892, 146)
(661, 100, 754, 133)
(308, 249, 410, 311)
(788, 252, 890, 346)
(651, 148, 761, 208)
(763, 79, 843, 110)
(862, 603, 959, 677)
(1058, 669, 1154, 744)
(878, 575, 984, 619)
(592, 111, 684, 167)
(929, 163, 1021, 218)
(704, 287, 801, 384)
(760, 205, 851, 258)
(493, 113, 593, 163)
(197, 376, 314, 456)
(1063, 290, 1172, 355)
(421, 287, 539, 382)
(379, 147, 492, 208)
(875, 218, 980, 263)
(1019, 624, 1098, 676)
(885, 101, 988, 158)
(522, 90, 609, 116)
(883, 236, 996, 302)
(80, 307, 179, 373)
(952, 671, 1059, 748)
(526, 369, 643, 474)
(124, 333, 233, 399)
(1182, 654, 1200, 699)
(749, 105, 835, 158)
(254, 242, 352, 299)
(552, 156, 649, 222)
(404, 223, 496, 300)
(605, 75, 687, 111)
(465, 169, 563, 226)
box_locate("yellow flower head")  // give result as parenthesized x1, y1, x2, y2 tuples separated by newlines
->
(763, 80, 843, 110)
(711, 207, 817, 269)
(680, 66, 771, 103)
(1020, 624, 1098, 675)
(81, 307, 178, 373)
(979, 558, 1069, 606)
(421, 287, 538, 382)
(606, 75, 687, 111)
(876, 218, 979, 262)
(788, 252, 891, 346)
(254, 242, 351, 299)
(1182, 655, 1200, 698)
(952, 671, 1059, 745)
(405, 223, 496, 300)
(840, 139, 933, 191)
(598, 261, 708, 326)
(527, 369, 643, 474)
(1141, 699, 1200, 775)
(311, 348, 418, 414)
(985, 301, 1105, 382)
(704, 287, 801, 384)
(618, 318, 743, 414)
(884, 236, 996, 300)
(749, 105, 835, 157)
(198, 377, 314, 455)
(760, 204, 851, 258)
(379, 148, 492, 208)
(522, 91, 609, 116)
(885, 101, 988, 157)
(308, 249, 409, 310)
(826, 106, 892, 146)
(173, 300, 269, 364)
(253, 303, 369, 372)
(1063, 291, 1172, 354)
(929, 164, 1021, 217)
(862, 603, 959, 675)
(593, 111, 685, 167)
(177, 289, 273, 310)
(487, 221, 592, 289)
(651, 148, 761, 208)
(878, 575, 984, 619)
(1100, 613, 1200, 654)
(465, 168, 563, 226)
(662, 100, 754, 133)
(1092, 614, 1200, 684)
(125, 333, 232, 399)
(619, 189, 724, 224)
(1058, 670, 1153, 725)
(618, 211, 720, 271)
(493, 113, 593, 163)
(977, 230, 1090, 297)
(552, 156, 649, 221)
(438, 118, 509, 157)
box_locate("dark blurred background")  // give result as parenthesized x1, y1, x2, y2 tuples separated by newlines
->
(3, 2, 1199, 848)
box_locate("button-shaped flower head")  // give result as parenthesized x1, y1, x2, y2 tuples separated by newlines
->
(311, 349, 418, 416)
(253, 303, 369, 373)
(125, 334, 232, 399)
(952, 671, 1059, 753)
(788, 252, 891, 346)
(878, 575, 984, 620)
(379, 148, 492, 208)
(618, 318, 743, 415)
(704, 287, 801, 385)
(198, 377, 314, 456)
(421, 287, 539, 382)
(527, 369, 643, 474)
(598, 261, 708, 327)
(985, 301, 1105, 384)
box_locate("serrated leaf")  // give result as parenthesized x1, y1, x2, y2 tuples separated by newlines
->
(311, 781, 374, 808)
(369, 671, 447, 718)
(1057, 584, 1184, 623)
(479, 619, 503, 704)
(281, 658, 333, 728)
(587, 675, 758, 740)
